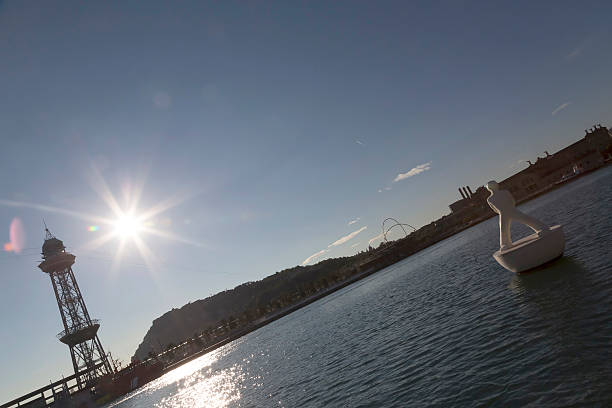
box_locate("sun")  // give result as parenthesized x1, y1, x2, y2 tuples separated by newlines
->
(61, 163, 205, 279)
(113, 214, 143, 238)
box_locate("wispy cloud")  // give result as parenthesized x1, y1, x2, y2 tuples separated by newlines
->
(552, 102, 571, 116)
(393, 162, 432, 183)
(368, 232, 384, 246)
(301, 249, 329, 266)
(348, 217, 360, 225)
(565, 35, 597, 61)
(351, 242, 360, 248)
(0, 198, 107, 224)
(329, 226, 367, 247)
(566, 47, 582, 60)
(356, 140, 364, 145)
(301, 226, 368, 266)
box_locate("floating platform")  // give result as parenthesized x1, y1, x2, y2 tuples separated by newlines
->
(493, 225, 565, 273)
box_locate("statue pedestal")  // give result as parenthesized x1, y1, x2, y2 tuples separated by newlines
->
(493, 225, 565, 273)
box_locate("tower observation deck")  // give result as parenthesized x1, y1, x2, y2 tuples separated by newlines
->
(38, 227, 114, 389)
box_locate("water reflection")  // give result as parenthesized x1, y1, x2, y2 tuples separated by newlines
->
(507, 255, 612, 396)
(156, 364, 242, 408)
(508, 256, 587, 295)
(160, 350, 221, 386)
(508, 256, 589, 327)
(106, 350, 243, 408)
(508, 256, 597, 356)
(155, 349, 242, 408)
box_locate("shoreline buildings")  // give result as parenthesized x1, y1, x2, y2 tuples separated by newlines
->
(448, 125, 612, 216)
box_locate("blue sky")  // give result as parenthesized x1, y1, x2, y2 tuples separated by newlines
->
(1, 0, 611, 400)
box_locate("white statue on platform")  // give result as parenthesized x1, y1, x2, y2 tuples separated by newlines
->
(486, 181, 565, 273)
(485, 181, 548, 250)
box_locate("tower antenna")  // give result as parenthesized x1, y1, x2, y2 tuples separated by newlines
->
(43, 218, 54, 239)
(38, 230, 114, 389)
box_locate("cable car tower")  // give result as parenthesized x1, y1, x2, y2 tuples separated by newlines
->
(38, 226, 114, 389)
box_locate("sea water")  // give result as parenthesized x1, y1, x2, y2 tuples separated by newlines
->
(106, 166, 612, 407)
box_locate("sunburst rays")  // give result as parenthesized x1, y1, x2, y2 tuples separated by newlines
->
(0, 163, 203, 277)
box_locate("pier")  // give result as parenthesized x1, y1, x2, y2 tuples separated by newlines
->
(0, 363, 103, 408)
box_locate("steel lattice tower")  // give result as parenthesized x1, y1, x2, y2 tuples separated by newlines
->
(38, 227, 114, 389)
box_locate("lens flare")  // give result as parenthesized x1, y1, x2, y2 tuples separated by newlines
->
(88, 226, 99, 232)
(4, 217, 26, 253)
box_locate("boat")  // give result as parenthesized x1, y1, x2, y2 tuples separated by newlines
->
(493, 225, 565, 273)
(555, 165, 581, 185)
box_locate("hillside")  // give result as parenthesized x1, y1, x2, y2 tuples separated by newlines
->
(132, 255, 366, 360)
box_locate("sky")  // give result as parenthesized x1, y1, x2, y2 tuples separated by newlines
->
(1, 0, 611, 401)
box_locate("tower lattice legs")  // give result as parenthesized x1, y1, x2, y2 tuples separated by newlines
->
(38, 227, 115, 391)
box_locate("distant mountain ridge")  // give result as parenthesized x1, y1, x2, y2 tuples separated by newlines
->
(132, 256, 362, 360)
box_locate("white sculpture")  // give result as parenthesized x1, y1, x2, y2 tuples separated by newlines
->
(486, 181, 564, 273)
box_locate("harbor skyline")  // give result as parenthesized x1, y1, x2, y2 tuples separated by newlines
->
(1, 0, 612, 401)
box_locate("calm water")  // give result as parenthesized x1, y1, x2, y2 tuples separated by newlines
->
(107, 167, 612, 408)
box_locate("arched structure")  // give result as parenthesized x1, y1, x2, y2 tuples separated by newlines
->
(381, 217, 416, 243)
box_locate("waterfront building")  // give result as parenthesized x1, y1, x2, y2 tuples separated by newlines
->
(449, 125, 612, 210)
